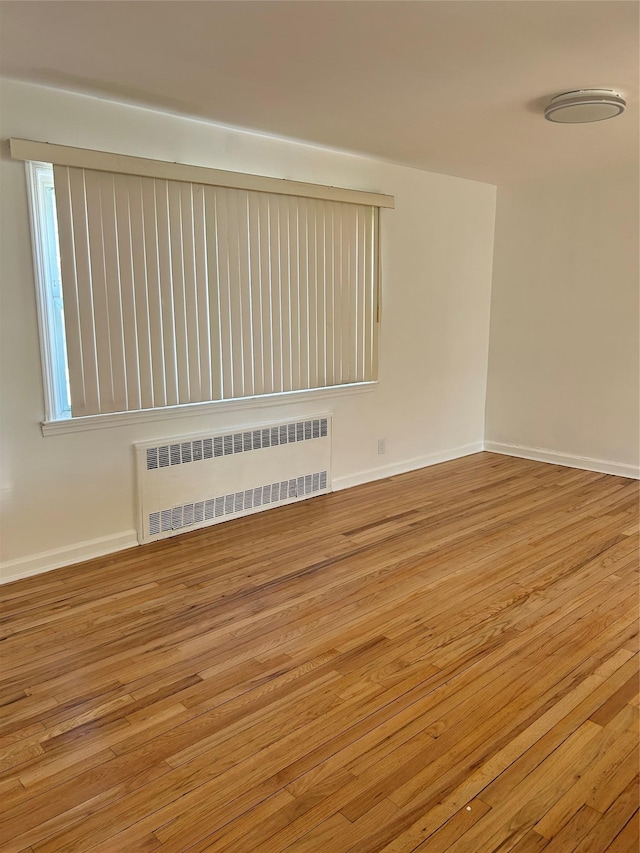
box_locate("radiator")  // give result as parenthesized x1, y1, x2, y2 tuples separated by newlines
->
(134, 415, 332, 544)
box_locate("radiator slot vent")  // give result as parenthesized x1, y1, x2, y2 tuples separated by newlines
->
(148, 470, 327, 536)
(145, 417, 328, 470)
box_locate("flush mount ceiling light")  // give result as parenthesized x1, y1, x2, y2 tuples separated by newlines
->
(544, 89, 626, 123)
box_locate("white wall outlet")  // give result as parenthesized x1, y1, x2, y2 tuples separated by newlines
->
(377, 438, 386, 455)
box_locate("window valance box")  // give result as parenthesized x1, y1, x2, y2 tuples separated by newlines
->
(9, 139, 395, 208)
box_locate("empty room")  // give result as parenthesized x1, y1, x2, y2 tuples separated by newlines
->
(0, 2, 638, 851)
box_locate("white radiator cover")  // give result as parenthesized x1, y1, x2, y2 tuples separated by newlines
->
(134, 415, 332, 544)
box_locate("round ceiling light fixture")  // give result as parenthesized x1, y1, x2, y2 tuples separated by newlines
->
(544, 89, 626, 123)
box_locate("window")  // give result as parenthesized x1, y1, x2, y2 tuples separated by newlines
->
(27, 162, 72, 419)
(15, 139, 394, 424)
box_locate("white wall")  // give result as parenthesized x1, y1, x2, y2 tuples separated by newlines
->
(485, 163, 639, 474)
(0, 79, 496, 579)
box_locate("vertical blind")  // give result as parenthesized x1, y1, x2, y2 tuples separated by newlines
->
(53, 165, 380, 417)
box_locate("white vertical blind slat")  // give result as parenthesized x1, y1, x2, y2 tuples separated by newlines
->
(371, 207, 380, 381)
(307, 202, 319, 389)
(142, 178, 169, 407)
(53, 166, 87, 416)
(127, 177, 154, 409)
(113, 175, 141, 411)
(237, 192, 255, 398)
(357, 207, 365, 381)
(84, 171, 116, 412)
(343, 205, 357, 385)
(298, 199, 310, 391)
(52, 166, 378, 416)
(278, 196, 292, 392)
(204, 187, 224, 402)
(269, 195, 283, 393)
(324, 205, 334, 386)
(134, 175, 161, 409)
(68, 168, 100, 415)
(192, 184, 211, 401)
(224, 189, 245, 398)
(288, 196, 301, 392)
(248, 193, 265, 397)
(179, 182, 199, 401)
(81, 173, 106, 411)
(213, 188, 234, 399)
(99, 173, 128, 413)
(317, 202, 328, 388)
(166, 181, 190, 403)
(331, 205, 341, 385)
(258, 193, 274, 394)
(360, 208, 375, 379)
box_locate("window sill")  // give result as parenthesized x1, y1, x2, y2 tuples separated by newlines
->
(41, 381, 377, 436)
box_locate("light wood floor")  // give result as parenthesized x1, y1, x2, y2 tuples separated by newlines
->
(1, 452, 638, 853)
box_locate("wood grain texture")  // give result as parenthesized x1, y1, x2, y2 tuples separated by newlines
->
(0, 452, 638, 853)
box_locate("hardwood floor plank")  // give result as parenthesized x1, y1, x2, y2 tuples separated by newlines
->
(508, 831, 549, 853)
(541, 804, 601, 853)
(589, 673, 639, 727)
(572, 776, 639, 853)
(605, 813, 640, 853)
(533, 706, 637, 838)
(430, 721, 603, 852)
(412, 798, 492, 852)
(0, 453, 637, 853)
(371, 651, 635, 852)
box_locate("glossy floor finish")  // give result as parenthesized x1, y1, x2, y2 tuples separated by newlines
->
(1, 452, 638, 853)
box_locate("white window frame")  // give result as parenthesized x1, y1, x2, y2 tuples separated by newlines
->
(18, 140, 392, 435)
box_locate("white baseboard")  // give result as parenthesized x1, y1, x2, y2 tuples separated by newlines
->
(0, 530, 139, 586)
(332, 442, 484, 491)
(1, 444, 482, 586)
(4, 439, 634, 586)
(483, 441, 640, 480)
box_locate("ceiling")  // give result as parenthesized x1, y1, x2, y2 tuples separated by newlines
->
(0, 1, 637, 185)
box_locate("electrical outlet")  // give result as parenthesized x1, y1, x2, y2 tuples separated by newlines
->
(377, 438, 386, 455)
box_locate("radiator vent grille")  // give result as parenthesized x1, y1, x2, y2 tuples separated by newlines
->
(148, 470, 328, 536)
(146, 418, 328, 471)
